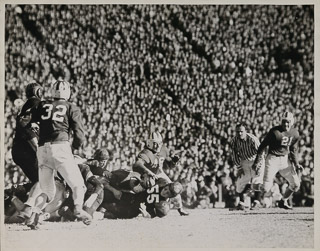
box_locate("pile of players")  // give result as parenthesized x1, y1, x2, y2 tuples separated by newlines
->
(5, 81, 189, 230)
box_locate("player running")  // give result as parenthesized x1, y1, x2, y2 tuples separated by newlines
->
(230, 123, 264, 210)
(252, 111, 303, 210)
(24, 79, 91, 229)
(132, 130, 189, 216)
(11, 82, 43, 184)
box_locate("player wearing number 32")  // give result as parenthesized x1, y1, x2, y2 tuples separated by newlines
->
(29, 80, 92, 228)
(252, 111, 303, 210)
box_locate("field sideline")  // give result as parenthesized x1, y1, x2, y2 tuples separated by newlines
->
(3, 207, 314, 251)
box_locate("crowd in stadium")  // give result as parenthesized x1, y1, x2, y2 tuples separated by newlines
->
(5, 4, 314, 208)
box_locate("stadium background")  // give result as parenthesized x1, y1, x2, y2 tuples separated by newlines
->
(4, 4, 314, 208)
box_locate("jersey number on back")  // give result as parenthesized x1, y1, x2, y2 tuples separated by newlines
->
(41, 104, 67, 122)
(147, 185, 160, 203)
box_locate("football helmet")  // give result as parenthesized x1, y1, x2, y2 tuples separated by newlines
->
(93, 149, 109, 169)
(93, 149, 109, 161)
(168, 182, 183, 197)
(26, 82, 43, 99)
(154, 201, 170, 218)
(282, 111, 294, 124)
(52, 80, 71, 100)
(146, 131, 163, 153)
(140, 173, 156, 189)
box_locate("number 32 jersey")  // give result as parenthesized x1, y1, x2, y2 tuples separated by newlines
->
(32, 99, 85, 149)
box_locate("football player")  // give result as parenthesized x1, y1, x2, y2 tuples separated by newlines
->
(132, 130, 189, 216)
(4, 179, 68, 224)
(24, 79, 91, 229)
(101, 172, 183, 219)
(252, 111, 303, 209)
(59, 161, 105, 220)
(84, 148, 111, 177)
(11, 82, 43, 184)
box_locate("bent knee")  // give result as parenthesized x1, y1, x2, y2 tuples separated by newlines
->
(289, 181, 300, 192)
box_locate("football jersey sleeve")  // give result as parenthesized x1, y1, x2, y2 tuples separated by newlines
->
(69, 104, 85, 149)
(289, 130, 300, 167)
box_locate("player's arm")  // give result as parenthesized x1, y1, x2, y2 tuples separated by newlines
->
(103, 179, 122, 200)
(132, 155, 157, 178)
(252, 132, 272, 171)
(69, 105, 85, 150)
(27, 137, 38, 152)
(289, 134, 303, 172)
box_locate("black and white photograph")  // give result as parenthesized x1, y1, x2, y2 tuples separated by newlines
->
(1, 1, 317, 250)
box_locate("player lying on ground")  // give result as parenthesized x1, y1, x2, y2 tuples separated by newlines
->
(132, 130, 189, 216)
(11, 152, 106, 226)
(98, 168, 183, 219)
(4, 178, 67, 224)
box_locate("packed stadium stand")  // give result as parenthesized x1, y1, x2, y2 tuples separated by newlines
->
(5, 5, 314, 207)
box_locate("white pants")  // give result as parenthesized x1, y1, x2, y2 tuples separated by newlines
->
(37, 142, 86, 206)
(263, 154, 300, 195)
(236, 159, 264, 193)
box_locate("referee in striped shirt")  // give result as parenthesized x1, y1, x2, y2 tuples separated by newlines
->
(230, 123, 264, 209)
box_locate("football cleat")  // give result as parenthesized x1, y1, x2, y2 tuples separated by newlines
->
(178, 208, 189, 216)
(74, 206, 92, 225)
(278, 199, 293, 210)
(52, 79, 71, 100)
(26, 212, 40, 230)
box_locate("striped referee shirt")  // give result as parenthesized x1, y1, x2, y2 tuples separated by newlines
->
(230, 133, 260, 167)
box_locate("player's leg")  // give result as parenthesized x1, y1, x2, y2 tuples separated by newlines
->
(52, 143, 91, 225)
(278, 158, 300, 210)
(251, 160, 265, 208)
(25, 145, 56, 229)
(83, 189, 104, 217)
(11, 146, 39, 184)
(17, 182, 43, 220)
(235, 161, 252, 209)
(262, 155, 281, 208)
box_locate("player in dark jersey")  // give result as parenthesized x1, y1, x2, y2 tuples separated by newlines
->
(132, 130, 189, 216)
(11, 82, 43, 184)
(24, 80, 91, 229)
(252, 112, 303, 209)
(99, 169, 183, 219)
(84, 148, 112, 177)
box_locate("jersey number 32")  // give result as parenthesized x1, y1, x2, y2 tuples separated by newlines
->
(41, 104, 67, 122)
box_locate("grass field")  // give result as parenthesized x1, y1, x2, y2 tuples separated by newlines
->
(3, 207, 314, 251)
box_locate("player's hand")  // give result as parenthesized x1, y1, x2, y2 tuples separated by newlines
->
(113, 190, 122, 200)
(236, 167, 244, 178)
(139, 203, 151, 218)
(31, 122, 39, 133)
(84, 193, 98, 208)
